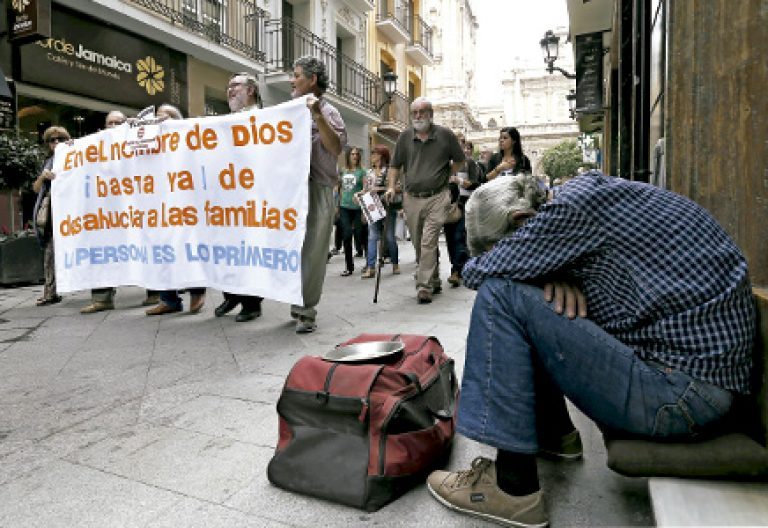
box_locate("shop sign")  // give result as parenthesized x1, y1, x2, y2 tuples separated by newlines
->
(0, 80, 16, 131)
(7, 0, 51, 43)
(575, 32, 603, 114)
(18, 6, 187, 111)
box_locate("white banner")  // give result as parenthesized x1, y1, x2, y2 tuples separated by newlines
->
(51, 98, 311, 306)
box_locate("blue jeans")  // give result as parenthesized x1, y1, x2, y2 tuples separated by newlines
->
(367, 208, 399, 269)
(457, 279, 735, 454)
(160, 288, 206, 310)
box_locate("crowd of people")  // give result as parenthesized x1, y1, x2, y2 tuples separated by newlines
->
(34, 75, 534, 315)
(30, 58, 757, 528)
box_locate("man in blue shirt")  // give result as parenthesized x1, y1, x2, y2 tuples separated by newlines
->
(427, 172, 755, 528)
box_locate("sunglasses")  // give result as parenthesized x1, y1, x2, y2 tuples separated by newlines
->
(48, 137, 67, 144)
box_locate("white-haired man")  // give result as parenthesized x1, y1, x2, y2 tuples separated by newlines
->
(427, 172, 755, 527)
(385, 97, 465, 304)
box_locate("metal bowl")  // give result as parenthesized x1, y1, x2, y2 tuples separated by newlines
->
(322, 341, 405, 363)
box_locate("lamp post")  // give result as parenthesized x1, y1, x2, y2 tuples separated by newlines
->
(375, 71, 398, 113)
(540, 30, 576, 79)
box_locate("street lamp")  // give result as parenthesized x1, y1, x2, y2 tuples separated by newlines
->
(540, 30, 576, 79)
(375, 71, 398, 113)
(566, 89, 577, 119)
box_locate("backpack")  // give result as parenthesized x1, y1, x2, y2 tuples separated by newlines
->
(267, 333, 458, 511)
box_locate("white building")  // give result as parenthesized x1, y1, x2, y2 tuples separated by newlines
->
(468, 27, 579, 174)
(422, 0, 481, 133)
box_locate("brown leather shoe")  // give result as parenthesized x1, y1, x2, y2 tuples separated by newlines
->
(417, 288, 433, 304)
(189, 293, 205, 314)
(448, 271, 461, 287)
(80, 302, 114, 314)
(142, 294, 160, 306)
(145, 302, 181, 316)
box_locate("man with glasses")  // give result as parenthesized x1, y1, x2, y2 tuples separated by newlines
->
(213, 72, 266, 323)
(385, 97, 465, 304)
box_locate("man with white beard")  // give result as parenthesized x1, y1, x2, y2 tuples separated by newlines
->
(385, 97, 465, 304)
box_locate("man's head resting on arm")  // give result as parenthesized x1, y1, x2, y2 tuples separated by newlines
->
(465, 174, 548, 256)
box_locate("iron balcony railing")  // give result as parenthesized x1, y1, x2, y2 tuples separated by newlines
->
(409, 13, 433, 57)
(125, 0, 267, 62)
(381, 91, 408, 128)
(376, 0, 411, 38)
(264, 18, 381, 113)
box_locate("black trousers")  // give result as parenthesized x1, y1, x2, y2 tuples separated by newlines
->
(223, 292, 262, 311)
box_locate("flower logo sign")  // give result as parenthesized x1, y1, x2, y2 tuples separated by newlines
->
(136, 56, 165, 96)
(11, 0, 30, 12)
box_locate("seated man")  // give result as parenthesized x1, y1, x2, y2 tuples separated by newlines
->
(427, 172, 755, 528)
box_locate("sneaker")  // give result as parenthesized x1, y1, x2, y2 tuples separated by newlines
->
(361, 268, 376, 279)
(538, 430, 583, 461)
(417, 288, 432, 304)
(80, 302, 114, 314)
(427, 457, 548, 528)
(296, 316, 317, 334)
(448, 271, 461, 287)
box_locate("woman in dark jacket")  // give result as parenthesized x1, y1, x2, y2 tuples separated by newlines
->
(32, 125, 71, 306)
(486, 126, 532, 180)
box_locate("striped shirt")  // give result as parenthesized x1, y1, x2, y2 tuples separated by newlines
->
(463, 172, 755, 393)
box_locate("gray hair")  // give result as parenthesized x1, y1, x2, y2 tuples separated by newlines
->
(230, 72, 263, 108)
(294, 56, 329, 94)
(156, 104, 183, 120)
(410, 96, 433, 113)
(465, 174, 547, 256)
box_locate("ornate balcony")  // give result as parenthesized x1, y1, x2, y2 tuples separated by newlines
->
(405, 14, 433, 65)
(125, 0, 267, 62)
(376, 0, 410, 44)
(264, 18, 382, 115)
(377, 90, 408, 138)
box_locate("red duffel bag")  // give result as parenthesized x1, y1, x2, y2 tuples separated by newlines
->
(267, 333, 458, 511)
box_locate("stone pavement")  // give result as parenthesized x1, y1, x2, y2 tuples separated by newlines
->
(0, 239, 652, 527)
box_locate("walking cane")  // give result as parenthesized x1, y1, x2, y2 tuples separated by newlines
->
(373, 211, 388, 303)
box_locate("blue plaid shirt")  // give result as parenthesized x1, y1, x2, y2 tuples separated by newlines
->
(463, 172, 755, 393)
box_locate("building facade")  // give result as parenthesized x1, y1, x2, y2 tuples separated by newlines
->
(421, 0, 480, 134)
(0, 0, 382, 230)
(367, 0, 434, 153)
(468, 27, 579, 175)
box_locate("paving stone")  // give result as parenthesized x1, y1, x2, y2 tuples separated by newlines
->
(66, 422, 267, 503)
(0, 460, 184, 528)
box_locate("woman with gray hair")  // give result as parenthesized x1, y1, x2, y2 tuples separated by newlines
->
(464, 173, 548, 257)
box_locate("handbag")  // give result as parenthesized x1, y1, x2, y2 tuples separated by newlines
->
(445, 201, 462, 224)
(35, 191, 51, 231)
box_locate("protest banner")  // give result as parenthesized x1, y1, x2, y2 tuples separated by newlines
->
(51, 97, 311, 306)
